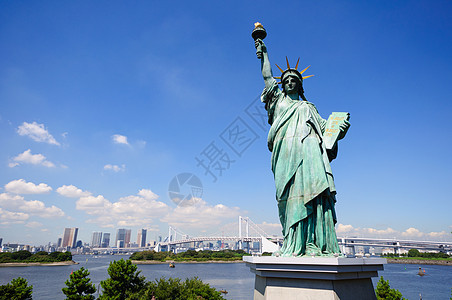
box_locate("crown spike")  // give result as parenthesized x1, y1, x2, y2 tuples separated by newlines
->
(302, 75, 314, 80)
(286, 56, 290, 69)
(295, 58, 300, 70)
(299, 65, 311, 75)
(275, 64, 284, 73)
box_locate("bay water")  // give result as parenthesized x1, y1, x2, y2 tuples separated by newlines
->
(0, 255, 451, 299)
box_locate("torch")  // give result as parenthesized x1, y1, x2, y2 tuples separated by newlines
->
(252, 22, 267, 59)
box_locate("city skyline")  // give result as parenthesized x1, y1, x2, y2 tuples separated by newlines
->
(1, 1, 452, 245)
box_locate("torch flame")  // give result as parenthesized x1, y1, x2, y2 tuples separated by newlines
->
(254, 22, 263, 28)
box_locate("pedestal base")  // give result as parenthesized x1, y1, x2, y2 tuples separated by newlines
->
(243, 256, 386, 300)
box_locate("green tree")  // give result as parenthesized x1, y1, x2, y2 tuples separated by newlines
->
(129, 277, 225, 300)
(11, 250, 32, 261)
(99, 259, 145, 300)
(375, 276, 406, 300)
(0, 252, 13, 263)
(62, 267, 96, 300)
(57, 251, 73, 262)
(407, 249, 421, 257)
(0, 277, 33, 300)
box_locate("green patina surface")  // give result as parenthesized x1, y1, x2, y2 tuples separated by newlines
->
(254, 25, 350, 257)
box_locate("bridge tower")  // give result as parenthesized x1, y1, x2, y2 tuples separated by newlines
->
(238, 216, 250, 250)
(167, 225, 181, 253)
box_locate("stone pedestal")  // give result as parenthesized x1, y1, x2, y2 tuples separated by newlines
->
(243, 256, 386, 300)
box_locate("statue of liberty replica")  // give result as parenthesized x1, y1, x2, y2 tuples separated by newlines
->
(253, 23, 350, 257)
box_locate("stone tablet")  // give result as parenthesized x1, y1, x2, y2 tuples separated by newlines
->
(323, 112, 350, 150)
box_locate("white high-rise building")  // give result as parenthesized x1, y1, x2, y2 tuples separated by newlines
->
(62, 228, 79, 248)
(102, 233, 110, 248)
(115, 229, 131, 248)
(137, 229, 147, 247)
(91, 232, 102, 248)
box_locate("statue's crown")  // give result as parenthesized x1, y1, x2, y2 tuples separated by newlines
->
(274, 57, 314, 84)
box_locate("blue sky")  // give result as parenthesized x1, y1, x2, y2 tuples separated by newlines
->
(1, 1, 451, 246)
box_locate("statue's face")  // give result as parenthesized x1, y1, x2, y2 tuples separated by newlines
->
(283, 76, 299, 95)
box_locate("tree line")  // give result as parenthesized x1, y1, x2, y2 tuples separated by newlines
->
(0, 250, 72, 263)
(0, 258, 226, 300)
(130, 249, 248, 262)
(383, 248, 451, 259)
(1, 259, 411, 300)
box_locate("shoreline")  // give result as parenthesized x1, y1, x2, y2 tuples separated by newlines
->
(133, 258, 452, 266)
(0, 260, 78, 267)
(2, 258, 451, 266)
(386, 258, 452, 266)
(132, 260, 245, 264)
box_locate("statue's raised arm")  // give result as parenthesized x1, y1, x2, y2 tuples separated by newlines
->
(252, 23, 274, 88)
(255, 39, 274, 87)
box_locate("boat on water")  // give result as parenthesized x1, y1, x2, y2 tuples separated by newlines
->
(169, 262, 175, 268)
(417, 267, 426, 276)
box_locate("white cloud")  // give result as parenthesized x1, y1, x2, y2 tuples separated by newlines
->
(336, 224, 355, 233)
(17, 121, 60, 145)
(335, 224, 450, 241)
(0, 193, 24, 208)
(57, 185, 91, 198)
(5, 179, 52, 194)
(25, 221, 43, 228)
(145, 225, 160, 232)
(9, 149, 55, 168)
(427, 231, 449, 238)
(19, 200, 65, 218)
(161, 198, 241, 230)
(104, 164, 126, 172)
(112, 134, 129, 145)
(138, 189, 159, 200)
(0, 208, 29, 225)
(401, 227, 424, 238)
(76, 189, 169, 228)
(0, 193, 65, 219)
(76, 195, 112, 215)
(336, 223, 397, 237)
(113, 194, 167, 215)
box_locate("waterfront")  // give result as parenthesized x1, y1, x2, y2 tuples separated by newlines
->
(0, 255, 451, 299)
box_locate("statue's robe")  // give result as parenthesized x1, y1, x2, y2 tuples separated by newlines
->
(261, 78, 341, 256)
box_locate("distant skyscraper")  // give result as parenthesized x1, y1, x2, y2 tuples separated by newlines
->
(125, 229, 131, 247)
(91, 232, 102, 248)
(137, 229, 147, 247)
(0, 238, 2, 248)
(62, 228, 79, 248)
(57, 237, 62, 248)
(102, 233, 110, 248)
(116, 229, 125, 247)
(115, 229, 131, 248)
